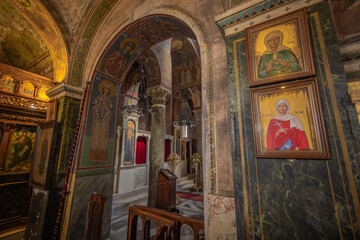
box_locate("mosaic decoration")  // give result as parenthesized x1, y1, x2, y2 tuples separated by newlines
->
(216, 0, 294, 29)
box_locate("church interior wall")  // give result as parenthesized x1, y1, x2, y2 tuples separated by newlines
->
(64, 0, 234, 238)
(225, 1, 360, 239)
(3, 0, 360, 239)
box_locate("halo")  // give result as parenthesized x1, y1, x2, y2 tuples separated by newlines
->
(256, 25, 291, 54)
(173, 91, 181, 99)
(98, 79, 115, 97)
(120, 38, 139, 54)
(160, 21, 181, 34)
(127, 120, 134, 129)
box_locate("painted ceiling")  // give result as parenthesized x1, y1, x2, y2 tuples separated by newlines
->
(0, 1, 53, 78)
(50, 0, 90, 33)
(97, 15, 197, 84)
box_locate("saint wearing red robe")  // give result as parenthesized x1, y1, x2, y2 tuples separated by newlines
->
(101, 42, 135, 79)
(267, 99, 309, 151)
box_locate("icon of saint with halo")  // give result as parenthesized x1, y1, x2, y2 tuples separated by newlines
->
(258, 30, 302, 79)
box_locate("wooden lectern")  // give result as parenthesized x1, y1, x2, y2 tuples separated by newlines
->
(157, 169, 177, 211)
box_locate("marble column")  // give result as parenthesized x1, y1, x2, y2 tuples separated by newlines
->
(146, 85, 171, 207)
(193, 109, 203, 187)
(25, 82, 83, 239)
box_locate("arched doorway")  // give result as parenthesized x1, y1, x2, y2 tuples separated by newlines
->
(78, 14, 205, 238)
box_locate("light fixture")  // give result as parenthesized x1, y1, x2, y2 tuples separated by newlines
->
(120, 57, 156, 117)
(173, 120, 196, 138)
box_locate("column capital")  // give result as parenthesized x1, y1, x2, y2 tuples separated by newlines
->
(47, 82, 84, 100)
(146, 85, 171, 105)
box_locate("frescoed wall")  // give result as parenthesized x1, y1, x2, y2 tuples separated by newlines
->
(226, 2, 360, 239)
(78, 74, 120, 169)
(123, 120, 136, 165)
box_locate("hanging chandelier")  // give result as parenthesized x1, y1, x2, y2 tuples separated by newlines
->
(120, 57, 156, 117)
(173, 120, 196, 138)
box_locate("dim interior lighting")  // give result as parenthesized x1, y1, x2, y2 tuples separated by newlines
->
(280, 86, 286, 89)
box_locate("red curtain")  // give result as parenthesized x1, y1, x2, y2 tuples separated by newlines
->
(135, 136, 147, 164)
(164, 139, 171, 162)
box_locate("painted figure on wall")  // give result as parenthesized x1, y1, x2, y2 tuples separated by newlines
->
(123, 120, 136, 165)
(267, 99, 309, 151)
(101, 39, 137, 79)
(90, 80, 114, 163)
(6, 130, 32, 170)
(257, 30, 302, 79)
(188, 86, 201, 109)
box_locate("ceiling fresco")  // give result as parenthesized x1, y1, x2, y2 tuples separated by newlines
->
(171, 38, 201, 90)
(0, 1, 53, 78)
(50, 0, 91, 33)
(96, 15, 197, 85)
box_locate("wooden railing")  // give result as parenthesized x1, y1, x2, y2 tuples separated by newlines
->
(127, 205, 204, 240)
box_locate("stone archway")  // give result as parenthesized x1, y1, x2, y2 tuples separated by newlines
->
(63, 10, 216, 238)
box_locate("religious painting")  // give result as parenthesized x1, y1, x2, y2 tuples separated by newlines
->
(79, 75, 119, 169)
(99, 35, 140, 80)
(3, 126, 36, 172)
(330, 0, 360, 41)
(181, 141, 186, 160)
(89, 79, 114, 163)
(250, 79, 329, 159)
(123, 120, 136, 165)
(0, 75, 16, 93)
(21, 82, 35, 97)
(30, 121, 59, 189)
(245, 8, 315, 87)
(175, 130, 181, 156)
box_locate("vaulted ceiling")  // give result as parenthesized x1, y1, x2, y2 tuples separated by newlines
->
(0, 0, 233, 83)
(0, 1, 53, 78)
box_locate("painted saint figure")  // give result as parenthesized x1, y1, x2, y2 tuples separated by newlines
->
(101, 41, 136, 79)
(257, 30, 302, 79)
(267, 99, 309, 151)
(90, 81, 114, 163)
(7, 130, 32, 170)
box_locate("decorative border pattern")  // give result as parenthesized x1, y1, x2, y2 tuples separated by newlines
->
(163, 5, 217, 193)
(70, 0, 116, 86)
(0, 113, 45, 124)
(0, 94, 48, 111)
(216, 0, 294, 29)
